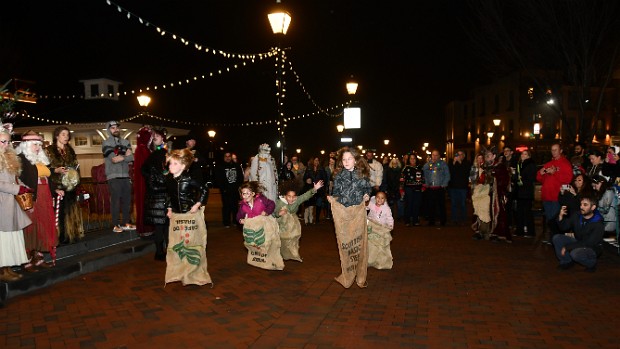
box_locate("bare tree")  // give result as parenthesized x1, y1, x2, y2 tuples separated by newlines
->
(463, 0, 620, 144)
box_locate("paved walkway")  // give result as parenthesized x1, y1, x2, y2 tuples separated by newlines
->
(2, 194, 620, 348)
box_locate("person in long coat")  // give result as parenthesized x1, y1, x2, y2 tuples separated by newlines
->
(17, 131, 58, 268)
(45, 126, 83, 243)
(141, 128, 169, 260)
(0, 128, 32, 282)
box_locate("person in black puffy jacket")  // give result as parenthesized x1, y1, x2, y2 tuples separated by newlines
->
(141, 129, 169, 260)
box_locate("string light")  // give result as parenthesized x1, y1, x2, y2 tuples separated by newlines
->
(104, 0, 274, 61)
(37, 59, 269, 99)
(286, 56, 343, 118)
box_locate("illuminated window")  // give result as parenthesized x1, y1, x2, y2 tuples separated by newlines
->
(527, 87, 534, 100)
(91, 135, 103, 146)
(74, 136, 88, 147)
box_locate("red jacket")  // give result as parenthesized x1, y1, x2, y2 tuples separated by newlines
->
(536, 156, 573, 202)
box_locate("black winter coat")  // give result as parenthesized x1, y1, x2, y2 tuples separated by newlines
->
(165, 172, 209, 214)
(514, 158, 537, 200)
(142, 149, 168, 225)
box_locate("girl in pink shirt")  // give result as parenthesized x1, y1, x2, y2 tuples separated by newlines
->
(236, 181, 275, 225)
(366, 191, 394, 229)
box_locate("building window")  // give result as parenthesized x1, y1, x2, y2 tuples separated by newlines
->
(90, 84, 99, 98)
(91, 134, 103, 146)
(74, 136, 88, 147)
(527, 87, 534, 100)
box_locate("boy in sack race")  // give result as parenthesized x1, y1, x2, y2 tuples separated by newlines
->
(164, 149, 211, 286)
(273, 180, 324, 262)
(237, 181, 283, 270)
(366, 192, 394, 269)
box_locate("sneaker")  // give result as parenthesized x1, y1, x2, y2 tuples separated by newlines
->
(122, 224, 136, 231)
(113, 225, 123, 233)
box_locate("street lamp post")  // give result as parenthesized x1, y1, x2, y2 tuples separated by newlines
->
(136, 94, 151, 124)
(268, 6, 291, 165)
(207, 130, 216, 181)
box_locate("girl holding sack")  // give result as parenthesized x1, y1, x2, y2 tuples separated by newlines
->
(164, 148, 211, 286)
(328, 146, 371, 288)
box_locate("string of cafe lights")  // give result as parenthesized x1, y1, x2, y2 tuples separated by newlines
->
(286, 55, 344, 118)
(14, 101, 346, 127)
(37, 58, 271, 100)
(104, 0, 273, 61)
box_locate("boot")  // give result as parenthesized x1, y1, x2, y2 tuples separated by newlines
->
(154, 241, 166, 261)
(6, 267, 23, 279)
(0, 267, 20, 282)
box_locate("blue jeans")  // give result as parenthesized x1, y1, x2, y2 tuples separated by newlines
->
(404, 187, 422, 224)
(449, 188, 467, 223)
(543, 201, 561, 237)
(552, 234, 598, 268)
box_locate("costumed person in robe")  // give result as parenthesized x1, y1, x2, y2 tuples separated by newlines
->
(273, 179, 324, 261)
(45, 126, 84, 244)
(133, 126, 153, 237)
(0, 126, 32, 282)
(237, 181, 282, 270)
(366, 191, 394, 269)
(164, 148, 211, 286)
(142, 127, 169, 260)
(328, 146, 371, 288)
(471, 147, 512, 243)
(249, 143, 278, 202)
(17, 131, 58, 269)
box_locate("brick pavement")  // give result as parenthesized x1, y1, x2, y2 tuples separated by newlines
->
(2, 194, 620, 348)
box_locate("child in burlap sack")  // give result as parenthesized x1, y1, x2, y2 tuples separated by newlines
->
(164, 148, 211, 286)
(328, 147, 372, 288)
(274, 180, 324, 261)
(237, 181, 283, 270)
(366, 191, 394, 269)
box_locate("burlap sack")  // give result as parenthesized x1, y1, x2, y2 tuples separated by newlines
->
(243, 215, 285, 270)
(472, 184, 491, 223)
(367, 219, 393, 270)
(277, 212, 303, 262)
(329, 198, 368, 288)
(165, 208, 212, 286)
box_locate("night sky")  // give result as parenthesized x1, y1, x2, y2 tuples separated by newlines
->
(0, 0, 486, 160)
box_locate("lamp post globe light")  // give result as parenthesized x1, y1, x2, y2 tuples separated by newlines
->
(136, 94, 151, 123)
(137, 94, 151, 108)
(268, 5, 291, 165)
